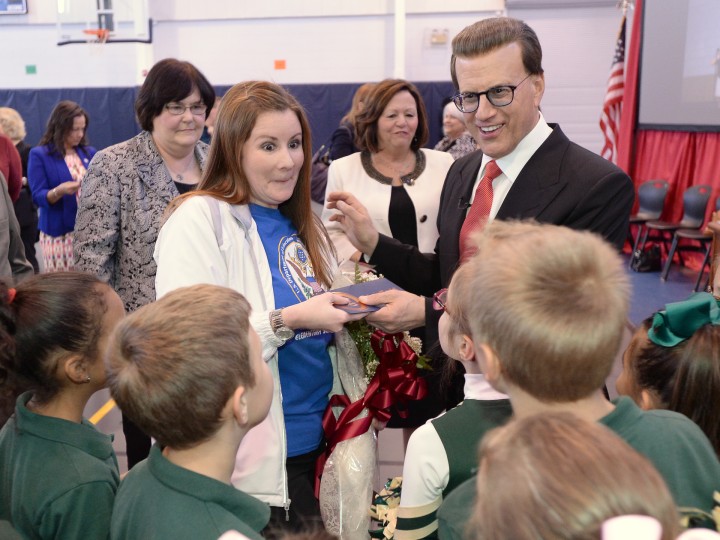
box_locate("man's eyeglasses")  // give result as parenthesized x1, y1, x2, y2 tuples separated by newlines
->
(165, 103, 207, 116)
(432, 288, 448, 312)
(452, 74, 532, 113)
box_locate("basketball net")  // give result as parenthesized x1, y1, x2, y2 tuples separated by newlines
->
(83, 28, 109, 55)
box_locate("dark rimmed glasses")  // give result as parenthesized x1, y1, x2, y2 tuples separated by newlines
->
(165, 103, 207, 116)
(432, 288, 448, 312)
(452, 74, 532, 113)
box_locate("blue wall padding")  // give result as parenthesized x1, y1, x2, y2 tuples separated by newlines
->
(2, 87, 138, 152)
(1, 81, 456, 154)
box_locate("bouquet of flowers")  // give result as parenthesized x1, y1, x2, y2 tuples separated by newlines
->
(318, 265, 430, 540)
(369, 477, 403, 539)
(345, 267, 430, 384)
(678, 491, 720, 530)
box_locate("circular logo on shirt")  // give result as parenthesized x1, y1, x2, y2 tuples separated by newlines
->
(279, 236, 324, 301)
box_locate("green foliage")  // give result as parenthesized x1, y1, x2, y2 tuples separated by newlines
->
(348, 263, 430, 381)
(347, 319, 380, 381)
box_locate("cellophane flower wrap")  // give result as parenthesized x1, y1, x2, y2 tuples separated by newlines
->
(318, 265, 429, 540)
(319, 271, 376, 540)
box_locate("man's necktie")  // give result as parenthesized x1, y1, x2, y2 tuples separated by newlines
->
(458, 160, 502, 262)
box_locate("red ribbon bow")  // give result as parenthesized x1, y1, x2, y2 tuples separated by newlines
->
(314, 330, 428, 496)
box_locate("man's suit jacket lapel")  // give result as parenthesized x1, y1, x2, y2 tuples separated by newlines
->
(439, 125, 571, 276)
(439, 151, 483, 279)
(496, 125, 569, 221)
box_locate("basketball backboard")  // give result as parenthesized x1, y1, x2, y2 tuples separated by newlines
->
(57, 0, 151, 46)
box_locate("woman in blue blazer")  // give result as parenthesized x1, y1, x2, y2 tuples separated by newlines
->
(28, 101, 96, 271)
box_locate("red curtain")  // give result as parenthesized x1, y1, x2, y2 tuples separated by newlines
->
(631, 131, 720, 223)
(620, 0, 720, 269)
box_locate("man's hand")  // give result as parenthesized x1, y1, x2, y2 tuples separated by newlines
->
(325, 191, 380, 257)
(358, 289, 426, 334)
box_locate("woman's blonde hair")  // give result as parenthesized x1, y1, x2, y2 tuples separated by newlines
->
(0, 108, 26, 144)
(442, 101, 465, 123)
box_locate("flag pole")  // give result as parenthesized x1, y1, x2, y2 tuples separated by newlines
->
(617, 0, 634, 16)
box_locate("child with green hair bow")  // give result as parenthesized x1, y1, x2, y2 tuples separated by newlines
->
(617, 292, 720, 458)
(616, 292, 720, 529)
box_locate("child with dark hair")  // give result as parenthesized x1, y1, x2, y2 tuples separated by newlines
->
(617, 293, 720, 457)
(0, 272, 125, 539)
(106, 284, 273, 540)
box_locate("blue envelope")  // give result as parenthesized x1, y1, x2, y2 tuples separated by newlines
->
(331, 278, 403, 314)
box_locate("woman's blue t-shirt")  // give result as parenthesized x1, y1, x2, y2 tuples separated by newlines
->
(250, 204, 332, 457)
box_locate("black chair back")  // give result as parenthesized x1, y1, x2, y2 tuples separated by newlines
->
(637, 179, 669, 219)
(680, 184, 712, 228)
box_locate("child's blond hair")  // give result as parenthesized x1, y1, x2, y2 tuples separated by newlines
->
(454, 220, 629, 401)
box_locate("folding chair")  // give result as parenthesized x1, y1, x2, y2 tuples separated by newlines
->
(662, 199, 720, 290)
(636, 184, 712, 274)
(627, 179, 669, 267)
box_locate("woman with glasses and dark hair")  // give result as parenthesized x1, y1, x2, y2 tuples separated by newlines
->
(74, 58, 215, 468)
(28, 101, 95, 272)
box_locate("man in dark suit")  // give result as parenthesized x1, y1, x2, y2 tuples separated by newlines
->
(326, 17, 634, 398)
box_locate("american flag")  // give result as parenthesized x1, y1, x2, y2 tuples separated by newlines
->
(600, 16, 626, 163)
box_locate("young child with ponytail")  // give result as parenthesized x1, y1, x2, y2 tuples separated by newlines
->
(0, 272, 125, 539)
(617, 292, 720, 458)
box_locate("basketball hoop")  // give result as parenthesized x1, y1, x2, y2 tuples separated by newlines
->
(82, 28, 110, 44)
(82, 28, 109, 56)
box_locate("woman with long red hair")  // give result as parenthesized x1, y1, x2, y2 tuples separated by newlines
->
(155, 80, 366, 534)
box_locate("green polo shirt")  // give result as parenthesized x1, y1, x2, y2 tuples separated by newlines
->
(0, 392, 119, 540)
(111, 444, 270, 540)
(437, 397, 720, 540)
(599, 396, 720, 513)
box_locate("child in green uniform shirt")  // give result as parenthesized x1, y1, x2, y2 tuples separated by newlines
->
(471, 412, 679, 540)
(0, 273, 126, 540)
(617, 294, 720, 458)
(105, 284, 273, 540)
(435, 222, 720, 540)
(395, 286, 513, 540)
